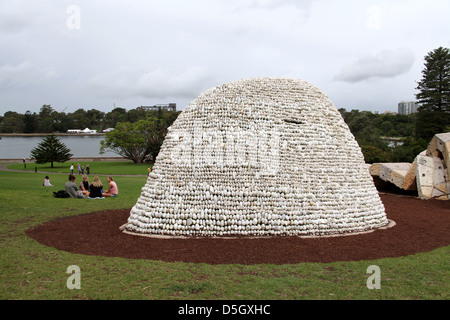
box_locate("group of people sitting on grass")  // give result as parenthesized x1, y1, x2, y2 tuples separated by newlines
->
(64, 174, 119, 199)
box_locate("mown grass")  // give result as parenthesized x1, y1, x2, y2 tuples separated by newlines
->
(7, 160, 151, 176)
(0, 167, 449, 300)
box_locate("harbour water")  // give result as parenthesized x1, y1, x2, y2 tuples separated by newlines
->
(0, 135, 117, 159)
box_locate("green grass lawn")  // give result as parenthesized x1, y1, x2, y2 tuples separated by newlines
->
(0, 166, 449, 300)
(7, 160, 151, 176)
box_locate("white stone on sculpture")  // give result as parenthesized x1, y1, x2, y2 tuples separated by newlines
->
(122, 77, 389, 237)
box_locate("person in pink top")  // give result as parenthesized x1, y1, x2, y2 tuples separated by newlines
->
(103, 176, 119, 197)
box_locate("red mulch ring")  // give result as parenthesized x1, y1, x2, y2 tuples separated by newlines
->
(26, 193, 450, 265)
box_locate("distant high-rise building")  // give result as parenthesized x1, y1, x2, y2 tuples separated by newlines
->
(398, 101, 418, 115)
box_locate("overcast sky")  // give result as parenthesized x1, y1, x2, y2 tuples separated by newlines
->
(1, 0, 449, 115)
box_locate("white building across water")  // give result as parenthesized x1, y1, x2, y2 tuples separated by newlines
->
(67, 128, 98, 134)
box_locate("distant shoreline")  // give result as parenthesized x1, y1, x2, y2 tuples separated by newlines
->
(0, 134, 116, 159)
(0, 133, 105, 137)
(0, 157, 127, 162)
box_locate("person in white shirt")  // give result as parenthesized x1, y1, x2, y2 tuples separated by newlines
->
(43, 176, 53, 187)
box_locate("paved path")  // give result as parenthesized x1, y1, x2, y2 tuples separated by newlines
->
(0, 162, 30, 173)
(0, 162, 147, 177)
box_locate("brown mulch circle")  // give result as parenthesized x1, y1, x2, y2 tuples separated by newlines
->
(26, 193, 450, 265)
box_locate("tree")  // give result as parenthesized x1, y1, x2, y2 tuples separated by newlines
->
(86, 109, 105, 130)
(71, 108, 89, 129)
(360, 145, 389, 164)
(145, 117, 169, 162)
(380, 121, 395, 135)
(30, 135, 73, 168)
(100, 118, 168, 163)
(126, 107, 146, 123)
(23, 111, 38, 133)
(105, 107, 127, 128)
(389, 137, 428, 163)
(52, 111, 72, 133)
(415, 46, 450, 140)
(1, 111, 24, 133)
(37, 105, 54, 133)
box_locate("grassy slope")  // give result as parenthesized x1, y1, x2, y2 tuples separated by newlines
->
(7, 161, 151, 176)
(0, 169, 448, 300)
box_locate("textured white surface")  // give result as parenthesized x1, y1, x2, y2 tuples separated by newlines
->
(124, 77, 388, 237)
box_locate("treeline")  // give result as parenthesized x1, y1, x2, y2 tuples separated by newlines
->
(339, 108, 430, 164)
(0, 105, 442, 164)
(0, 105, 181, 134)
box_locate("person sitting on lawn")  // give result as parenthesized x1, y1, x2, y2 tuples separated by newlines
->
(88, 176, 104, 199)
(43, 176, 53, 187)
(102, 176, 118, 197)
(65, 175, 85, 199)
(79, 175, 90, 196)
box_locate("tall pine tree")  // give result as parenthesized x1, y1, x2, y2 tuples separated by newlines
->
(415, 46, 450, 140)
(30, 135, 73, 168)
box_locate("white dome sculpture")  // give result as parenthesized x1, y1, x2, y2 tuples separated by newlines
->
(122, 77, 389, 238)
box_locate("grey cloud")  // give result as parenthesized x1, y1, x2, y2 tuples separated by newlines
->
(0, 61, 57, 90)
(0, 1, 446, 115)
(136, 67, 215, 98)
(245, 0, 315, 10)
(0, 0, 60, 35)
(0, 62, 31, 89)
(334, 49, 415, 83)
(0, 14, 31, 34)
(235, 0, 315, 20)
(87, 67, 214, 101)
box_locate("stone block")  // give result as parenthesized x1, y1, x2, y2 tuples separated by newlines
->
(447, 182, 450, 200)
(378, 163, 411, 189)
(431, 134, 450, 185)
(416, 154, 434, 170)
(435, 132, 450, 153)
(434, 183, 447, 193)
(415, 155, 435, 199)
(432, 187, 447, 200)
(433, 157, 446, 186)
(426, 136, 437, 157)
(418, 186, 434, 200)
(369, 163, 381, 177)
(402, 160, 417, 190)
(444, 140, 450, 182)
(390, 169, 410, 189)
(426, 135, 439, 157)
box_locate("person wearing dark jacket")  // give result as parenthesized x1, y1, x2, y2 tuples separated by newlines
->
(88, 176, 104, 199)
(80, 176, 90, 196)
